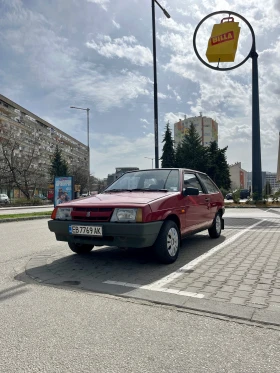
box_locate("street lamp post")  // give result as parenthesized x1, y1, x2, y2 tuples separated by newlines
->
(144, 156, 154, 169)
(70, 106, 91, 195)
(151, 0, 170, 169)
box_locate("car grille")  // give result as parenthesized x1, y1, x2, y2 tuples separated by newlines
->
(71, 207, 113, 222)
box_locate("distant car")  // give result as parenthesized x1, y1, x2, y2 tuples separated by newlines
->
(225, 193, 233, 200)
(226, 189, 250, 200)
(34, 194, 47, 200)
(240, 189, 250, 199)
(0, 194, 10, 204)
(48, 168, 225, 264)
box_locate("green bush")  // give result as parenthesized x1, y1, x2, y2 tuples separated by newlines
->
(12, 198, 44, 206)
(219, 187, 229, 198)
(232, 190, 240, 204)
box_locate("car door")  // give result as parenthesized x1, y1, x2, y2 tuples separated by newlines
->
(197, 173, 221, 223)
(183, 172, 210, 232)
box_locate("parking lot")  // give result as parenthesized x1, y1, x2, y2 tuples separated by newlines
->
(18, 207, 280, 326)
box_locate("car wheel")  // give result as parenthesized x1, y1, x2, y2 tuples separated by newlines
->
(68, 242, 94, 254)
(153, 220, 180, 264)
(208, 213, 222, 238)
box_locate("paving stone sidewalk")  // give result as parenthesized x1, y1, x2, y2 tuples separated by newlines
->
(23, 211, 280, 325)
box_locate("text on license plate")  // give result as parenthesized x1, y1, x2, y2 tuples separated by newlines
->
(69, 225, 103, 236)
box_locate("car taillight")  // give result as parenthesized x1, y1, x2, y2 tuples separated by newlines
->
(51, 208, 58, 219)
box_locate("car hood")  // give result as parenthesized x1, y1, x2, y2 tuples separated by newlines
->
(62, 191, 176, 207)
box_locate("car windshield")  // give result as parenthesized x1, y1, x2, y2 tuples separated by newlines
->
(104, 169, 180, 192)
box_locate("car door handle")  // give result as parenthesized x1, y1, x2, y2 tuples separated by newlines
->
(205, 198, 210, 202)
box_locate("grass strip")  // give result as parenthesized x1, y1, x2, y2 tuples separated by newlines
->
(0, 211, 53, 219)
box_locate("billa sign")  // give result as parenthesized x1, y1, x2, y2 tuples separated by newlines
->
(206, 17, 240, 63)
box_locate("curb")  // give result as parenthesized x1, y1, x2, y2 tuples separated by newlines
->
(0, 215, 51, 223)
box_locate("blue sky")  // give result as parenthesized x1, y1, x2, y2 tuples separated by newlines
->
(0, 0, 280, 178)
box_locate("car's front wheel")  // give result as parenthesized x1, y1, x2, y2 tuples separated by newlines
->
(153, 220, 180, 264)
(208, 213, 222, 238)
(68, 242, 94, 254)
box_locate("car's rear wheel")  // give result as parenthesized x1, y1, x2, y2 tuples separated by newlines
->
(153, 220, 180, 264)
(208, 213, 222, 238)
(68, 242, 94, 254)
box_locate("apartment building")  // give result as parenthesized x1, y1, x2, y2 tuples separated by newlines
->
(229, 162, 248, 190)
(0, 94, 88, 196)
(174, 114, 218, 147)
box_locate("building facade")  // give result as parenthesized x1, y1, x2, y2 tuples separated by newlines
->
(229, 162, 248, 190)
(174, 114, 218, 147)
(265, 172, 280, 193)
(0, 94, 88, 197)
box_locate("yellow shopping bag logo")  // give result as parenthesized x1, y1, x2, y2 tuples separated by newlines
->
(206, 17, 240, 63)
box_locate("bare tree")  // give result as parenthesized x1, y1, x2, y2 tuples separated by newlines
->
(0, 123, 48, 199)
(69, 165, 88, 194)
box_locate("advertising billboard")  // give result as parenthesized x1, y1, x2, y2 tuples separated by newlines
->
(54, 176, 74, 207)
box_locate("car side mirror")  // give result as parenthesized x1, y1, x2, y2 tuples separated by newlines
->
(183, 187, 199, 196)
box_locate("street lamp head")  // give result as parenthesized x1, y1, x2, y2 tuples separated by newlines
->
(163, 9, 171, 18)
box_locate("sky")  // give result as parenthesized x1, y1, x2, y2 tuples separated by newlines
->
(0, 0, 279, 179)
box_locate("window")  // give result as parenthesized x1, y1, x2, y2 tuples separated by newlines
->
(198, 174, 220, 193)
(183, 173, 203, 193)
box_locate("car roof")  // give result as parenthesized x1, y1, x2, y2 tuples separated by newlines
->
(122, 168, 207, 175)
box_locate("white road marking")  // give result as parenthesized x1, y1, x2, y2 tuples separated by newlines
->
(144, 219, 265, 290)
(104, 219, 266, 298)
(104, 280, 204, 299)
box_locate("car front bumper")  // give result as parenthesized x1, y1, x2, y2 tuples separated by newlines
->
(48, 220, 164, 248)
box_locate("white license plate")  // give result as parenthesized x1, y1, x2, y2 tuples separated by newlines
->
(69, 225, 103, 236)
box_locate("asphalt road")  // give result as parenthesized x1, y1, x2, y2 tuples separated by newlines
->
(1, 218, 280, 372)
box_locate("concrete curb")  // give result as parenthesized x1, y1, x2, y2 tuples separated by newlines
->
(0, 215, 51, 223)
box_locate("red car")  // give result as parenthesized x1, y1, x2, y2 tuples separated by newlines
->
(48, 169, 225, 264)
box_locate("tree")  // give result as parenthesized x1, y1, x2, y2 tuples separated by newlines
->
(264, 181, 272, 196)
(179, 123, 208, 172)
(161, 122, 175, 168)
(70, 165, 88, 194)
(0, 123, 48, 199)
(49, 145, 68, 181)
(206, 141, 231, 190)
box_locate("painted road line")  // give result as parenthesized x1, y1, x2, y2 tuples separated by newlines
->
(144, 219, 266, 291)
(104, 280, 205, 299)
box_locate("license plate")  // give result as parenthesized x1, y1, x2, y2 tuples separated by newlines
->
(69, 225, 103, 236)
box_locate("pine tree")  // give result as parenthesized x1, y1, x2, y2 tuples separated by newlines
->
(175, 142, 183, 168)
(179, 123, 208, 172)
(161, 122, 175, 168)
(206, 141, 231, 189)
(49, 145, 69, 181)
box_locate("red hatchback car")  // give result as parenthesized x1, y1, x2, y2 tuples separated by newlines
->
(48, 169, 225, 264)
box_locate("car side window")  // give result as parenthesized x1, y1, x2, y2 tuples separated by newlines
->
(199, 174, 220, 193)
(183, 173, 203, 194)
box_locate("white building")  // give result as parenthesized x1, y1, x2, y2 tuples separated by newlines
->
(174, 114, 218, 148)
(229, 162, 248, 190)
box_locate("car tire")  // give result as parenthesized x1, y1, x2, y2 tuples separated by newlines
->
(208, 213, 222, 238)
(68, 242, 94, 254)
(153, 220, 180, 264)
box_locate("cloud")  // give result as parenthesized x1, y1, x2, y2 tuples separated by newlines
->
(112, 20, 120, 29)
(91, 132, 155, 177)
(86, 0, 110, 11)
(86, 35, 153, 66)
(72, 70, 151, 111)
(140, 118, 150, 125)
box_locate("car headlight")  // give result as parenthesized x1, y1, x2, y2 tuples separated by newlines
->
(110, 208, 142, 222)
(55, 207, 73, 220)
